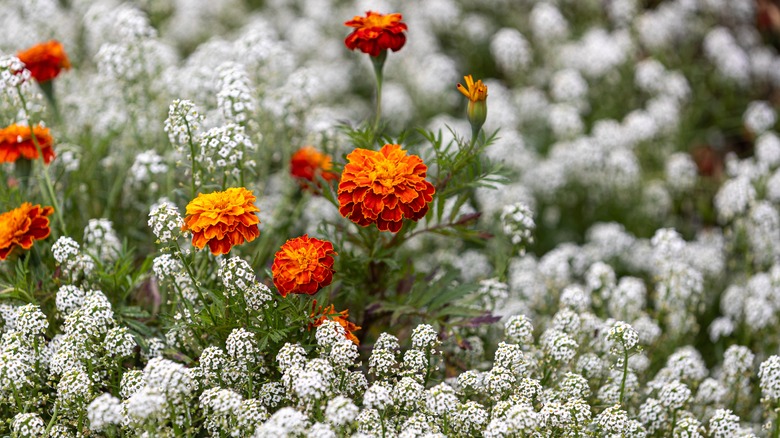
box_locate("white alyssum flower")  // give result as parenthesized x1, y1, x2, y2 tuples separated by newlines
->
(606, 321, 639, 354)
(743, 101, 777, 135)
(11, 412, 45, 438)
(708, 408, 741, 438)
(759, 355, 780, 402)
(490, 28, 531, 75)
(87, 393, 123, 431)
(83, 218, 122, 262)
(325, 395, 359, 427)
(164, 99, 203, 149)
(500, 202, 535, 253)
(148, 202, 185, 244)
(411, 324, 439, 351)
(504, 314, 534, 346)
(659, 380, 691, 410)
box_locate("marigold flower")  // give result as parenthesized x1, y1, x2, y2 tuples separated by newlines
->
(338, 144, 435, 233)
(311, 302, 362, 345)
(457, 75, 488, 103)
(16, 40, 71, 83)
(290, 146, 339, 187)
(0, 202, 54, 260)
(181, 187, 260, 255)
(344, 11, 407, 57)
(457, 75, 488, 134)
(272, 234, 336, 297)
(0, 124, 55, 164)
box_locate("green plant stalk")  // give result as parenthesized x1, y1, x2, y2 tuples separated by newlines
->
(618, 346, 629, 406)
(185, 120, 198, 198)
(774, 408, 780, 438)
(17, 87, 66, 235)
(371, 50, 387, 138)
(174, 242, 215, 324)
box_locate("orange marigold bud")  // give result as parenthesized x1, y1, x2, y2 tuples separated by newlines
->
(182, 187, 260, 255)
(16, 40, 71, 83)
(290, 146, 339, 187)
(344, 11, 407, 57)
(338, 144, 435, 233)
(311, 302, 362, 345)
(272, 234, 336, 297)
(0, 124, 55, 164)
(0, 202, 54, 260)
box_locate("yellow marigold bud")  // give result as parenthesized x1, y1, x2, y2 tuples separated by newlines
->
(457, 75, 488, 136)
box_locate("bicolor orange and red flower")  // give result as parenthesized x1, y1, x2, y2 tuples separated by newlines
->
(290, 146, 338, 187)
(0, 202, 54, 260)
(17, 40, 71, 83)
(311, 302, 362, 345)
(181, 187, 260, 255)
(338, 144, 435, 233)
(272, 234, 336, 297)
(344, 11, 407, 57)
(0, 124, 55, 165)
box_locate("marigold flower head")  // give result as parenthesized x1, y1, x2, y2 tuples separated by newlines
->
(344, 11, 407, 57)
(272, 234, 336, 297)
(311, 302, 361, 345)
(0, 202, 54, 260)
(338, 144, 435, 233)
(458, 75, 488, 134)
(181, 187, 260, 255)
(0, 124, 55, 164)
(16, 40, 71, 83)
(457, 75, 488, 103)
(290, 146, 339, 188)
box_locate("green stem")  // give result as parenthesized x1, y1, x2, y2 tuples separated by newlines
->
(17, 87, 66, 235)
(44, 404, 58, 435)
(371, 51, 387, 139)
(774, 408, 780, 438)
(618, 347, 629, 406)
(185, 121, 198, 198)
(174, 242, 215, 323)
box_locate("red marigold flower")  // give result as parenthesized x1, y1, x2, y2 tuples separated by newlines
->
(0, 202, 54, 260)
(310, 302, 362, 345)
(338, 144, 435, 233)
(0, 124, 55, 164)
(344, 11, 407, 57)
(182, 187, 260, 255)
(272, 234, 336, 297)
(290, 146, 339, 187)
(17, 40, 71, 83)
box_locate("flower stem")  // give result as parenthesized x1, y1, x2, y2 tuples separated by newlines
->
(774, 408, 780, 438)
(371, 51, 387, 139)
(17, 87, 66, 235)
(185, 121, 198, 198)
(618, 346, 629, 406)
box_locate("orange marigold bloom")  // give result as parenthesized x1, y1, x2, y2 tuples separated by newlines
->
(290, 146, 339, 186)
(0, 124, 55, 164)
(272, 234, 336, 297)
(311, 302, 362, 345)
(338, 144, 435, 233)
(344, 11, 407, 57)
(182, 187, 260, 255)
(17, 40, 71, 83)
(0, 202, 54, 260)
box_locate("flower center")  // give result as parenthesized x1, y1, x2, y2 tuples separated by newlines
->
(362, 14, 396, 29)
(289, 247, 316, 272)
(371, 161, 400, 188)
